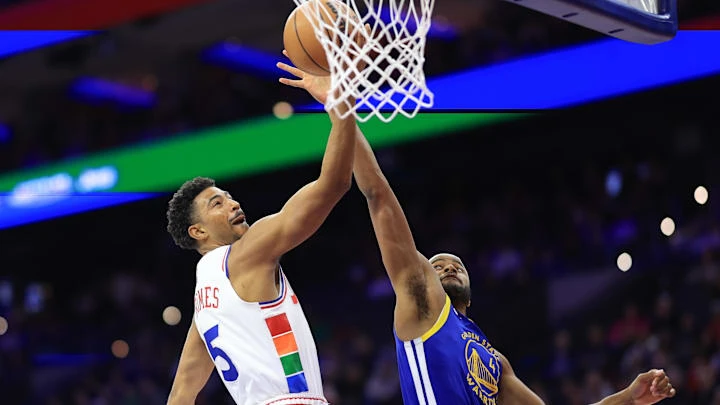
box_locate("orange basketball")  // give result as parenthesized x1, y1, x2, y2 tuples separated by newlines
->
(283, 0, 362, 76)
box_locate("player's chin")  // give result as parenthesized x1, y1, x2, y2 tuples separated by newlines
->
(441, 281, 465, 294)
(233, 222, 249, 231)
(441, 276, 462, 285)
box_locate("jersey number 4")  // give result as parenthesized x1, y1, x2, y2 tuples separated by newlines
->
(204, 324, 239, 382)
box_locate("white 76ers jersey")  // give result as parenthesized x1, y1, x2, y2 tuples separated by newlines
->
(193, 245, 327, 405)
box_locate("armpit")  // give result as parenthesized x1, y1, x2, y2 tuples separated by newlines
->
(406, 272, 430, 320)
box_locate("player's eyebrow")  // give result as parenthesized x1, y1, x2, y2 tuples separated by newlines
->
(207, 194, 223, 207)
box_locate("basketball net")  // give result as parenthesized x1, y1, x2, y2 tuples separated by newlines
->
(293, 0, 435, 123)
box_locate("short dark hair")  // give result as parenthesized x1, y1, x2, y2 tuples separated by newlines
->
(166, 177, 216, 250)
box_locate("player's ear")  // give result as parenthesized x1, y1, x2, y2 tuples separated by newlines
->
(467, 299, 472, 309)
(188, 224, 208, 242)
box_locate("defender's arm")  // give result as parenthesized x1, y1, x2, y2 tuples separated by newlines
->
(353, 128, 446, 340)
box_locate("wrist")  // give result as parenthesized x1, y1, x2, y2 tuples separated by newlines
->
(616, 388, 634, 405)
(594, 388, 633, 405)
(328, 95, 356, 118)
(329, 107, 356, 125)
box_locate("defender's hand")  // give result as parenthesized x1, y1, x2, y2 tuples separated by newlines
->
(629, 369, 676, 405)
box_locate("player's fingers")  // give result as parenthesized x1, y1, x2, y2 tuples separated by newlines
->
(656, 383, 675, 398)
(276, 62, 305, 79)
(650, 369, 666, 386)
(278, 77, 305, 88)
(637, 369, 659, 384)
(652, 376, 669, 393)
(650, 374, 660, 389)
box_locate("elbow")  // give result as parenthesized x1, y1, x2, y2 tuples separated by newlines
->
(358, 168, 390, 201)
(362, 184, 381, 201)
(322, 176, 352, 199)
(335, 177, 353, 195)
(318, 165, 353, 197)
(360, 177, 390, 202)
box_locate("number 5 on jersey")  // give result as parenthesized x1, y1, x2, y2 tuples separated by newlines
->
(204, 324, 239, 381)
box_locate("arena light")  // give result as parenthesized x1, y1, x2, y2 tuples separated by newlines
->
(0, 31, 92, 58)
(0, 165, 156, 229)
(111, 339, 130, 359)
(163, 306, 182, 326)
(660, 217, 675, 236)
(617, 252, 633, 272)
(694, 185, 709, 205)
(605, 170, 622, 197)
(273, 101, 294, 120)
(0, 112, 520, 230)
(202, 42, 286, 79)
(0, 123, 10, 145)
(70, 78, 156, 108)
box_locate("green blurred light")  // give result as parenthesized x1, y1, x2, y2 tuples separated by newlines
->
(0, 113, 525, 192)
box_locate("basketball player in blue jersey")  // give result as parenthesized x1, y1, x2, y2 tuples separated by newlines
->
(350, 140, 676, 405)
(278, 58, 677, 405)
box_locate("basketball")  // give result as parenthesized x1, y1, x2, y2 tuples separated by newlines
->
(283, 0, 362, 76)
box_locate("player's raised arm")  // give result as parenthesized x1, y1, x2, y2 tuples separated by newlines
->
(233, 63, 356, 269)
(167, 322, 215, 405)
(352, 130, 424, 281)
(352, 128, 446, 340)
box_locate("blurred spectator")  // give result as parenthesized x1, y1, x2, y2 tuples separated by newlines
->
(608, 304, 650, 349)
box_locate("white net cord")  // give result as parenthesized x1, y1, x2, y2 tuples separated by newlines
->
(292, 0, 435, 123)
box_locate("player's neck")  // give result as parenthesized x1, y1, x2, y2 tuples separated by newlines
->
(198, 242, 222, 256)
(452, 301, 468, 316)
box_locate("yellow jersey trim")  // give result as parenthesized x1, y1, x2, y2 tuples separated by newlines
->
(421, 295, 451, 342)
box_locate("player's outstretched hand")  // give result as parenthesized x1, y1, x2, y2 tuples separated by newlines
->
(628, 369, 676, 404)
(277, 50, 330, 105)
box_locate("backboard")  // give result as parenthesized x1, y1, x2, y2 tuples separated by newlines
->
(504, 0, 677, 44)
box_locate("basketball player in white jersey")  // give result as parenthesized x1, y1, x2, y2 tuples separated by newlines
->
(164, 90, 358, 405)
(278, 59, 677, 405)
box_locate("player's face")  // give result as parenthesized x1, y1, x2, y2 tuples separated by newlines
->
(192, 187, 250, 247)
(432, 256, 470, 289)
(431, 255, 472, 307)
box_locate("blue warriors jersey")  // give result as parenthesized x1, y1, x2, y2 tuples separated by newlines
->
(395, 295, 502, 405)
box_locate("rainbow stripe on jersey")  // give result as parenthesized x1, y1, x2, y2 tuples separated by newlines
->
(261, 274, 309, 393)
